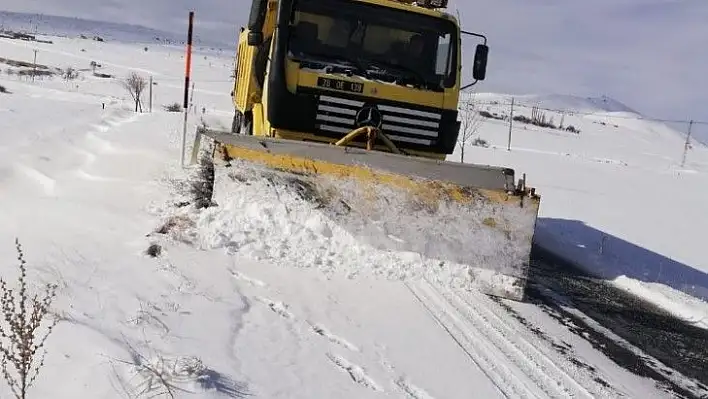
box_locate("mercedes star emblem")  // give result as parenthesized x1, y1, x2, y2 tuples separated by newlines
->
(355, 105, 383, 129)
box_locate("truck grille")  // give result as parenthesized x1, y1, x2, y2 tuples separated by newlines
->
(315, 95, 441, 146)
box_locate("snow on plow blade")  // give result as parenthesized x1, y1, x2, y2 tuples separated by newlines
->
(196, 128, 540, 301)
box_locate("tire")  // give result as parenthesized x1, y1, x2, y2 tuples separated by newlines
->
(231, 110, 242, 133)
(242, 112, 253, 135)
(254, 37, 272, 88)
(232, 109, 253, 135)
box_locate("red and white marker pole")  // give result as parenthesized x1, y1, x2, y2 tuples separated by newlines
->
(181, 11, 194, 167)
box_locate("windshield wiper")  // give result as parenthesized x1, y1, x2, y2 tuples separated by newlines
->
(292, 50, 369, 78)
(364, 59, 427, 87)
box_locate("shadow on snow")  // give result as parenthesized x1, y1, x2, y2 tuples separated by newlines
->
(534, 217, 708, 302)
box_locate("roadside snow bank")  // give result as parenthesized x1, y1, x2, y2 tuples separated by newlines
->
(534, 220, 708, 329)
(613, 276, 708, 330)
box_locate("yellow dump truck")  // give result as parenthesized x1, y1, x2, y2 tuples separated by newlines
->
(194, 0, 541, 301)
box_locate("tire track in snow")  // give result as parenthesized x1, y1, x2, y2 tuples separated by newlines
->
(441, 285, 597, 399)
(406, 280, 537, 399)
(408, 277, 603, 399)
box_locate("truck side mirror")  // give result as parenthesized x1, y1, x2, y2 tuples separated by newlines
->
(473, 44, 488, 81)
(248, 31, 263, 46)
(247, 0, 267, 46)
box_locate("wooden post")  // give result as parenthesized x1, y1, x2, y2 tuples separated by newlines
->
(32, 49, 37, 83)
(507, 97, 514, 151)
(148, 75, 153, 113)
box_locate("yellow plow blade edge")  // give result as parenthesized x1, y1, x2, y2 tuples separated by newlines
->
(195, 128, 540, 301)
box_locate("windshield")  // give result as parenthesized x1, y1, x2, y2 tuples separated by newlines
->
(287, 0, 458, 90)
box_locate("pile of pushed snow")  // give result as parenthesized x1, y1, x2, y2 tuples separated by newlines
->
(152, 155, 532, 296)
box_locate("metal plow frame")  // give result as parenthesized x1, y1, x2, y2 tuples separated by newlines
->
(191, 126, 541, 301)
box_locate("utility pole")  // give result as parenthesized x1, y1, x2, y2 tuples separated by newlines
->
(507, 97, 514, 151)
(559, 110, 566, 129)
(681, 120, 694, 168)
(32, 49, 37, 83)
(149, 75, 153, 112)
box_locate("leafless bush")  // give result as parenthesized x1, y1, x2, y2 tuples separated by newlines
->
(191, 150, 216, 209)
(145, 243, 162, 258)
(62, 66, 79, 80)
(163, 103, 181, 112)
(110, 340, 249, 399)
(514, 105, 556, 129)
(457, 107, 484, 163)
(565, 125, 580, 134)
(472, 137, 489, 148)
(0, 239, 58, 399)
(122, 72, 147, 113)
(0, 85, 8, 94)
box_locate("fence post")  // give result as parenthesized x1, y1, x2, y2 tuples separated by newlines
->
(507, 97, 514, 151)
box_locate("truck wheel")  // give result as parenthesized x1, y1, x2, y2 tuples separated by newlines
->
(232, 110, 253, 135)
(242, 112, 253, 135)
(231, 111, 242, 133)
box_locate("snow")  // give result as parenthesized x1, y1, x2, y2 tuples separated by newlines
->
(455, 91, 708, 328)
(0, 4, 238, 48)
(0, 10, 184, 46)
(1, 28, 707, 398)
(188, 158, 536, 299)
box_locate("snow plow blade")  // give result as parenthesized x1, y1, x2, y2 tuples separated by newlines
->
(194, 127, 540, 301)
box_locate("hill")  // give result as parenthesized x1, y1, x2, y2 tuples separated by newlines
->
(0, 9, 235, 48)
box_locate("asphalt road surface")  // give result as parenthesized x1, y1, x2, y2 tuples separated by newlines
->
(517, 246, 708, 399)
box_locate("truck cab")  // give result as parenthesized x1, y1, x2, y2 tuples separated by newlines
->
(232, 0, 488, 160)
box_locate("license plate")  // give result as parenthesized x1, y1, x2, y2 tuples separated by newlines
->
(317, 77, 364, 93)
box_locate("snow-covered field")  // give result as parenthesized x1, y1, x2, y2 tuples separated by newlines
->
(453, 91, 708, 327)
(1, 29, 708, 399)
